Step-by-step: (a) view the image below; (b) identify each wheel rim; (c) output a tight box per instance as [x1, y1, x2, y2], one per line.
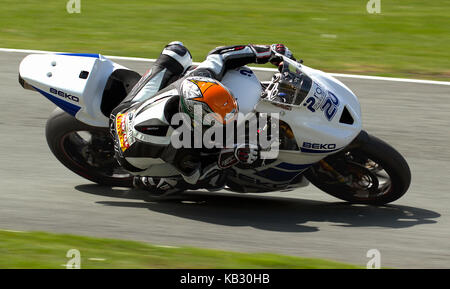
[60, 130, 132, 180]
[345, 159, 392, 200]
[314, 152, 393, 201]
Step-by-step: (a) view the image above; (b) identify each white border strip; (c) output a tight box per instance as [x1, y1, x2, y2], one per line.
[2, 47, 449, 86]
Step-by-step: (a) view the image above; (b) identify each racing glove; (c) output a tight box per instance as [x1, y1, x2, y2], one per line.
[234, 143, 259, 164]
[270, 43, 296, 67]
[217, 144, 260, 169]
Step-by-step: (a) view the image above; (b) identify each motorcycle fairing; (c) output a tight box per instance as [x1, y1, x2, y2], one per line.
[19, 53, 128, 127]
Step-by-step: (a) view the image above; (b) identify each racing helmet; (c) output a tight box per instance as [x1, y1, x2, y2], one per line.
[179, 77, 239, 125]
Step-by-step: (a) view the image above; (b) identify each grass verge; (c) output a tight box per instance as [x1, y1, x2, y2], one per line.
[0, 230, 361, 269]
[0, 0, 449, 80]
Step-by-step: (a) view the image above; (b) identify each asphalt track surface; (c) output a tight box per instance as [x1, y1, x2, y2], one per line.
[0, 51, 449, 268]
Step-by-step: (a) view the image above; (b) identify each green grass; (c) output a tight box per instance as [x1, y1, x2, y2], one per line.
[0, 230, 361, 269]
[0, 0, 449, 80]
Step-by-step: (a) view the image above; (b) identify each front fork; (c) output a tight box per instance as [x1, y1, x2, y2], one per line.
[316, 130, 369, 185]
[319, 160, 348, 184]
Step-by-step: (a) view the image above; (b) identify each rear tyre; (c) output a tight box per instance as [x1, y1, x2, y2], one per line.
[305, 133, 411, 205]
[46, 108, 133, 187]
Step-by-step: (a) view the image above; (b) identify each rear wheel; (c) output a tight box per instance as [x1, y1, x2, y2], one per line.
[46, 108, 133, 187]
[305, 132, 411, 205]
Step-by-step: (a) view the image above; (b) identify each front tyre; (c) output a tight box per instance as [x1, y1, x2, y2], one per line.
[45, 108, 133, 187]
[305, 132, 411, 205]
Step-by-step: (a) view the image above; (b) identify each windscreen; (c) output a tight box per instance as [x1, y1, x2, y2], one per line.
[265, 59, 312, 106]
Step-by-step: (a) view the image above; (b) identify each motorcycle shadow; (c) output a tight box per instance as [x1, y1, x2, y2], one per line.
[75, 184, 440, 233]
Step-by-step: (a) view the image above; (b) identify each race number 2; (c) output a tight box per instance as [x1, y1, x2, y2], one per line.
[320, 91, 339, 121]
[304, 84, 340, 121]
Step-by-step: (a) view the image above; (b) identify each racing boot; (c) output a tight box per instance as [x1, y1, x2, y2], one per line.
[120, 41, 193, 103]
[133, 176, 181, 196]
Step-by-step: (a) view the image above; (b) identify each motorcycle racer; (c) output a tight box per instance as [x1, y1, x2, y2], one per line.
[110, 41, 296, 193]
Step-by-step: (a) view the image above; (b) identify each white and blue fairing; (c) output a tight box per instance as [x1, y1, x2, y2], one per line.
[231, 56, 363, 187]
[19, 53, 127, 127]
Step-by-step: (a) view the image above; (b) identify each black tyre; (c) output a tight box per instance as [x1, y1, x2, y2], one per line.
[45, 108, 133, 187]
[305, 132, 411, 205]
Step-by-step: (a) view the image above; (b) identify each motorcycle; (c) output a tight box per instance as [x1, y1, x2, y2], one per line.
[18, 50, 411, 205]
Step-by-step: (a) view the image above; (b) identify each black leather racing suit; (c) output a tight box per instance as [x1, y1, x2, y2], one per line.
[110, 42, 275, 187]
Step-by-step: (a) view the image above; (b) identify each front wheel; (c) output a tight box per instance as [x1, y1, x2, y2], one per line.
[46, 108, 134, 187]
[304, 132, 411, 205]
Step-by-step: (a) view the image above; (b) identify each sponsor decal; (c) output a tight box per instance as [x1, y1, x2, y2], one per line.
[302, 142, 337, 150]
[301, 141, 341, 153]
[116, 113, 131, 152]
[49, 88, 80, 103]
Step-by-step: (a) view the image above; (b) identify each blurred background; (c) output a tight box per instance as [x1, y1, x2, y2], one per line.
[1, 0, 449, 80]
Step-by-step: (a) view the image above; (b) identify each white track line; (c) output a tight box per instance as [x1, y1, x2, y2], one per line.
[0, 229, 27, 233]
[2, 47, 449, 86]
